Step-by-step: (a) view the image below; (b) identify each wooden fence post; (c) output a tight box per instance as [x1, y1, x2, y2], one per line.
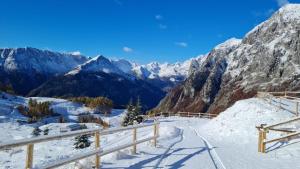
[25, 144, 34, 169]
[132, 128, 137, 154]
[258, 130, 262, 152]
[296, 102, 299, 116]
[95, 131, 100, 169]
[261, 130, 267, 153]
[153, 124, 157, 147]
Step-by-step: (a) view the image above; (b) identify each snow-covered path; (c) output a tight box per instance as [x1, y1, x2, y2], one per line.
[97, 117, 212, 169]
[155, 122, 223, 169]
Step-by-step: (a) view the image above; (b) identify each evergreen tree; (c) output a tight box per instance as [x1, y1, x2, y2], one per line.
[43, 128, 49, 135]
[32, 127, 42, 137]
[122, 98, 144, 126]
[74, 135, 91, 149]
[135, 96, 142, 115]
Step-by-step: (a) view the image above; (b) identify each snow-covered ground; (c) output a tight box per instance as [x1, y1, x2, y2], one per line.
[1, 97, 300, 169]
[0, 92, 126, 125]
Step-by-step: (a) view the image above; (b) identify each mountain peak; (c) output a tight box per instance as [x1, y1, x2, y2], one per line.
[214, 38, 241, 50]
[277, 4, 300, 20]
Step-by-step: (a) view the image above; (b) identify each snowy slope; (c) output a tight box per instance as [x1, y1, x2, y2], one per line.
[1, 98, 300, 169]
[200, 98, 295, 142]
[0, 92, 126, 124]
[198, 98, 300, 169]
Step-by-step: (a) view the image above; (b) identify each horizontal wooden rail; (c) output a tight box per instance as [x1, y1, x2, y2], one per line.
[275, 97, 300, 103]
[268, 128, 296, 133]
[153, 112, 218, 119]
[37, 136, 157, 169]
[263, 117, 300, 130]
[265, 131, 300, 144]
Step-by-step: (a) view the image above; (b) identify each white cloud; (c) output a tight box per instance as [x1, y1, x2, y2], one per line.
[276, 0, 289, 7]
[123, 46, 133, 53]
[70, 51, 81, 55]
[159, 24, 167, 29]
[155, 15, 163, 20]
[175, 42, 188, 48]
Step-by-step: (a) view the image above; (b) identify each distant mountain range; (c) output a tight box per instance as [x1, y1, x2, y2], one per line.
[155, 4, 300, 115]
[0, 47, 199, 109]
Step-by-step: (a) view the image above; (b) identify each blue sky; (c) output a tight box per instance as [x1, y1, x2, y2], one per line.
[0, 0, 298, 63]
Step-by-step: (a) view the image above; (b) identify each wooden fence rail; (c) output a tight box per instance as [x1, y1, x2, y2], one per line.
[257, 91, 300, 116]
[0, 122, 160, 169]
[152, 112, 218, 119]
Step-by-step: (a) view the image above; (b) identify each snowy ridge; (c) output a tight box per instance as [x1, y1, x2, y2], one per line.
[67, 54, 205, 83]
[0, 47, 87, 74]
[214, 38, 242, 50]
[246, 4, 300, 38]
[67, 55, 128, 77]
[132, 56, 203, 80]
[225, 3, 300, 87]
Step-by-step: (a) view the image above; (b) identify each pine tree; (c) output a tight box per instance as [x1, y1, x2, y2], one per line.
[74, 135, 91, 149]
[135, 96, 142, 115]
[43, 128, 49, 135]
[122, 98, 144, 126]
[134, 96, 144, 123]
[32, 127, 42, 137]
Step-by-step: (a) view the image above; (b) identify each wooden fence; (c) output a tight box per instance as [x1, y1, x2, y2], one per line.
[0, 122, 160, 169]
[152, 112, 218, 119]
[257, 91, 300, 116]
[256, 117, 300, 153]
[256, 91, 300, 153]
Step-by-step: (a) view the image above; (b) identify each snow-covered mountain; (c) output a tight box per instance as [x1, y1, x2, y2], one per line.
[66, 54, 203, 90]
[156, 4, 300, 115]
[0, 47, 88, 95]
[67, 55, 132, 79]
[132, 56, 202, 81]
[0, 46, 200, 109]
[0, 47, 87, 74]
[68, 55, 201, 81]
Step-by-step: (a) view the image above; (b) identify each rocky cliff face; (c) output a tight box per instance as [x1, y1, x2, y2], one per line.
[156, 4, 300, 115]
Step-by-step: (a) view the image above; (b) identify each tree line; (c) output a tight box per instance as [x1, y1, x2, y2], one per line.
[69, 96, 113, 115]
